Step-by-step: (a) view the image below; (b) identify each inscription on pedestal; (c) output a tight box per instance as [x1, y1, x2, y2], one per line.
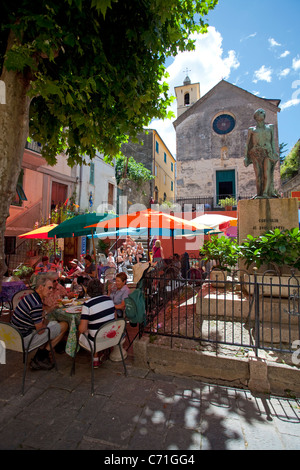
[238, 198, 299, 273]
[238, 198, 298, 244]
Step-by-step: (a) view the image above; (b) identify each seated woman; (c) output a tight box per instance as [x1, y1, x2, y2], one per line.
[135, 242, 144, 263]
[67, 259, 83, 279]
[78, 279, 115, 368]
[108, 272, 130, 318]
[83, 255, 97, 278]
[51, 257, 65, 274]
[35, 256, 52, 274]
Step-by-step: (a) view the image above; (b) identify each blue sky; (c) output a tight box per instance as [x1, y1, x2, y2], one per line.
[151, 0, 300, 159]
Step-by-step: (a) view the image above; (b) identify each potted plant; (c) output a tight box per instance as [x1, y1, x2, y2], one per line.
[239, 228, 300, 296]
[219, 197, 237, 211]
[199, 236, 240, 285]
[240, 228, 300, 272]
[12, 263, 33, 281]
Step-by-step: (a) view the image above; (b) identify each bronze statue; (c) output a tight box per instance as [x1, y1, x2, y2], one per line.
[244, 108, 279, 198]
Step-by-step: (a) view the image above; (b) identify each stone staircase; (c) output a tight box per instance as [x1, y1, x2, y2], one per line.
[116, 236, 149, 281]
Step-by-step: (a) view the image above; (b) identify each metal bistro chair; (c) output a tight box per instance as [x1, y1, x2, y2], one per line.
[0, 322, 58, 395]
[71, 319, 127, 395]
[11, 289, 34, 312]
[104, 267, 117, 282]
[1, 288, 34, 320]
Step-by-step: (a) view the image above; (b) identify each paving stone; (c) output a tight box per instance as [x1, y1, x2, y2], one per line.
[1, 349, 300, 450]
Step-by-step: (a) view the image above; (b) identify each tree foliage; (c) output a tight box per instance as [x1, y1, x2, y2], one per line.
[280, 140, 300, 181]
[0, 0, 218, 281]
[115, 154, 154, 187]
[1, 0, 218, 166]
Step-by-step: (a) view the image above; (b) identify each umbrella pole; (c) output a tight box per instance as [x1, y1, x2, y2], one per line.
[91, 230, 98, 278]
[147, 227, 150, 262]
[172, 229, 174, 256]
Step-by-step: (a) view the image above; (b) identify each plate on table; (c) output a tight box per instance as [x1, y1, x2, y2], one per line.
[61, 299, 73, 306]
[65, 306, 82, 314]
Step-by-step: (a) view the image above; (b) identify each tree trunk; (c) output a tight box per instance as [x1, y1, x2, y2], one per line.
[0, 32, 32, 287]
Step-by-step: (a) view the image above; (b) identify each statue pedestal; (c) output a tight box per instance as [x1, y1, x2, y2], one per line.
[238, 198, 299, 273]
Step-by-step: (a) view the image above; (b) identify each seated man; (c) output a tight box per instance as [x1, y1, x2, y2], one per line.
[11, 274, 68, 370]
[43, 272, 75, 314]
[78, 279, 115, 368]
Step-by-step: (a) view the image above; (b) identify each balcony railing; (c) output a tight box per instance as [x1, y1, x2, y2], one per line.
[25, 140, 42, 154]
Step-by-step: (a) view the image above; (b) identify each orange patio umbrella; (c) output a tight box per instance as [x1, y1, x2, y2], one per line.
[85, 209, 212, 257]
[85, 209, 210, 232]
[19, 224, 58, 239]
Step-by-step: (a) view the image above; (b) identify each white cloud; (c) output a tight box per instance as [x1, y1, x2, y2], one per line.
[279, 50, 290, 58]
[240, 32, 257, 42]
[253, 65, 272, 83]
[150, 27, 240, 156]
[278, 68, 290, 78]
[281, 98, 300, 110]
[268, 37, 281, 47]
[292, 56, 300, 71]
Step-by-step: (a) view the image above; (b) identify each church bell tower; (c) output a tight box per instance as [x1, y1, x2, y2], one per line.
[174, 73, 200, 118]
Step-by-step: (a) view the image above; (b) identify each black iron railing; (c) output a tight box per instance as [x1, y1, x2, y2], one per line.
[142, 265, 300, 362]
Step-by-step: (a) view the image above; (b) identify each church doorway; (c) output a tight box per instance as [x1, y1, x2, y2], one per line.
[216, 169, 236, 203]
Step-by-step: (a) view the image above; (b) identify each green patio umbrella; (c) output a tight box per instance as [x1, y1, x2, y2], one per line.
[48, 213, 115, 276]
[48, 213, 115, 239]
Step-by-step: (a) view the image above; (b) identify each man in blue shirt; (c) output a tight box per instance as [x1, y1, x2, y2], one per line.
[11, 274, 68, 370]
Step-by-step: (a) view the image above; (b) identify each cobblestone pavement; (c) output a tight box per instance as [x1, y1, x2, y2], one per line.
[0, 348, 300, 451]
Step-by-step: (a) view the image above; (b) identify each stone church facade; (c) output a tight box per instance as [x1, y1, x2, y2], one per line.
[173, 78, 281, 208]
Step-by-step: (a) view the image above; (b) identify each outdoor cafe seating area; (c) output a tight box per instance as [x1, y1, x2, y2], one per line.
[0, 209, 237, 394]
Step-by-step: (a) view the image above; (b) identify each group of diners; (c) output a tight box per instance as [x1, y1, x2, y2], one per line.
[116, 236, 145, 267]
[34, 254, 97, 280]
[10, 270, 130, 370]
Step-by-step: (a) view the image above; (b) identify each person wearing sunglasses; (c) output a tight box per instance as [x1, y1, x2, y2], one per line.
[11, 274, 68, 370]
[43, 272, 75, 315]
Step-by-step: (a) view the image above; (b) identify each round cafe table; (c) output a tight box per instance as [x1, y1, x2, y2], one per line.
[47, 302, 83, 357]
